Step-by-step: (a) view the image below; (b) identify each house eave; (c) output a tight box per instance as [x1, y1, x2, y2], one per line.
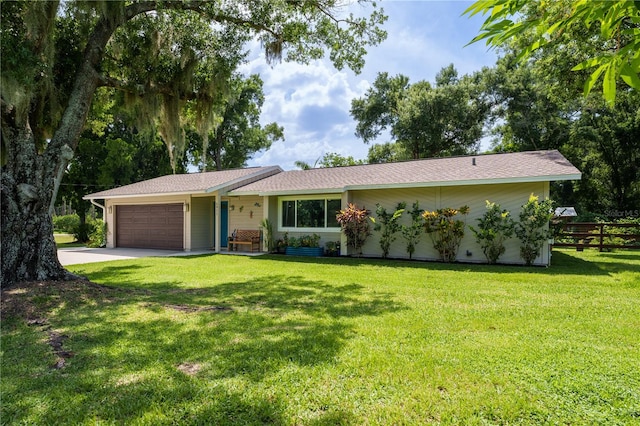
[83, 190, 209, 201]
[344, 174, 582, 192]
[228, 173, 582, 197]
[230, 188, 344, 197]
[83, 166, 283, 200]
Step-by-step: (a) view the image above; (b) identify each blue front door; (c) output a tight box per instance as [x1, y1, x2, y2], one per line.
[213, 200, 229, 248]
[220, 201, 228, 247]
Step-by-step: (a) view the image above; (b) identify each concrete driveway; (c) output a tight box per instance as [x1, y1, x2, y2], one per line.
[57, 247, 214, 266]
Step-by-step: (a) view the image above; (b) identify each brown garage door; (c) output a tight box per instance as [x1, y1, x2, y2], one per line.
[116, 204, 184, 250]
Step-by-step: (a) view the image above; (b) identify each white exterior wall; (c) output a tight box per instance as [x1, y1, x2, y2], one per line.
[351, 187, 438, 260]
[350, 182, 551, 265]
[104, 194, 191, 250]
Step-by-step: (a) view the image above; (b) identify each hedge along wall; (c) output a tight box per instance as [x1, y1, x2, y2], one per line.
[350, 182, 550, 265]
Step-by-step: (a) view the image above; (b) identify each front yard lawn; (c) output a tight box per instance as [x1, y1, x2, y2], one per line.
[2, 249, 639, 424]
[54, 233, 84, 248]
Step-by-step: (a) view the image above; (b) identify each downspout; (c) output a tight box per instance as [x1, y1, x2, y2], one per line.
[89, 199, 107, 248]
[89, 199, 106, 219]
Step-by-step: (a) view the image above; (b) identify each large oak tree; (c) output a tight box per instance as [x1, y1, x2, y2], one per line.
[1, 0, 386, 288]
[350, 65, 489, 160]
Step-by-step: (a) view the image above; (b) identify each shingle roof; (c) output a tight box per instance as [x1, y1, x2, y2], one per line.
[230, 150, 581, 196]
[84, 166, 282, 199]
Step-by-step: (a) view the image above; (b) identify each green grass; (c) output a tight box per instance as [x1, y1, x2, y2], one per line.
[54, 233, 84, 248]
[2, 249, 639, 425]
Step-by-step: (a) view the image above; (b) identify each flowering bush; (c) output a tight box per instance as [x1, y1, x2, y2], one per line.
[422, 206, 469, 262]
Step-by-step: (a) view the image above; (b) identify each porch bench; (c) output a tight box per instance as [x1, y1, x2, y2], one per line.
[228, 229, 261, 253]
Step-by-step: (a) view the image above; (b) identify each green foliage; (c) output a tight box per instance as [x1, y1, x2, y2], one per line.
[565, 89, 640, 213]
[366, 142, 410, 164]
[336, 203, 371, 256]
[186, 74, 284, 171]
[400, 201, 424, 260]
[422, 206, 470, 262]
[324, 240, 340, 256]
[480, 53, 639, 215]
[59, 121, 175, 221]
[481, 56, 570, 153]
[87, 219, 106, 248]
[350, 67, 488, 159]
[515, 195, 555, 266]
[318, 152, 365, 168]
[371, 202, 406, 259]
[470, 201, 515, 264]
[286, 234, 321, 248]
[465, 0, 640, 106]
[52, 215, 80, 234]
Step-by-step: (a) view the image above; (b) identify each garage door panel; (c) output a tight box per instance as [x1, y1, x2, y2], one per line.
[116, 204, 184, 250]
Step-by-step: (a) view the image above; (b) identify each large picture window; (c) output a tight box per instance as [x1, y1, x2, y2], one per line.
[280, 197, 341, 230]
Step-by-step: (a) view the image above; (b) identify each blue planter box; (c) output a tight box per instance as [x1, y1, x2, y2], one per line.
[285, 247, 324, 257]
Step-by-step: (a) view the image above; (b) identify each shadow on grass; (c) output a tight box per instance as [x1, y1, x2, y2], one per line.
[254, 251, 613, 276]
[595, 252, 640, 262]
[2, 273, 403, 425]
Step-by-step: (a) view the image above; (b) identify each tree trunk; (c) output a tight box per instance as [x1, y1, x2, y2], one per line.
[1, 3, 148, 288]
[1, 123, 77, 288]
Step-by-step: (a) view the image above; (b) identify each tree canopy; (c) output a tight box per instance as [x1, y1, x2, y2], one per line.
[186, 73, 284, 171]
[350, 65, 489, 159]
[465, 0, 640, 106]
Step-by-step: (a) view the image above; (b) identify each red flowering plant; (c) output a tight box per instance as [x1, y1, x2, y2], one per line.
[336, 203, 371, 256]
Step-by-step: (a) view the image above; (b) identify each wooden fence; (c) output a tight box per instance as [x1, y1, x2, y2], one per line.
[553, 222, 640, 251]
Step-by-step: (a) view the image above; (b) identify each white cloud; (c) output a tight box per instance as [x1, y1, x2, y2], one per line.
[243, 1, 498, 170]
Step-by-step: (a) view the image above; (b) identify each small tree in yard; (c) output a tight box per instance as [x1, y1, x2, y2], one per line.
[401, 201, 424, 259]
[422, 206, 470, 262]
[336, 203, 371, 256]
[470, 201, 515, 264]
[371, 202, 406, 259]
[515, 195, 554, 266]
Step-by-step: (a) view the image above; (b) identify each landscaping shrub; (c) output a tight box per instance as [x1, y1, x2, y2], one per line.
[87, 219, 106, 248]
[422, 206, 469, 262]
[515, 195, 554, 266]
[324, 241, 340, 256]
[336, 203, 371, 256]
[52, 214, 80, 233]
[470, 201, 515, 264]
[371, 202, 405, 258]
[287, 234, 321, 248]
[400, 201, 424, 260]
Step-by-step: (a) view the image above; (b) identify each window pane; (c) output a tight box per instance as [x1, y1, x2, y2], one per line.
[327, 199, 341, 228]
[297, 199, 325, 228]
[282, 201, 295, 227]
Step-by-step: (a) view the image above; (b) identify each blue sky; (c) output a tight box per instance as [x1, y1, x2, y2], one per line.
[240, 1, 499, 170]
